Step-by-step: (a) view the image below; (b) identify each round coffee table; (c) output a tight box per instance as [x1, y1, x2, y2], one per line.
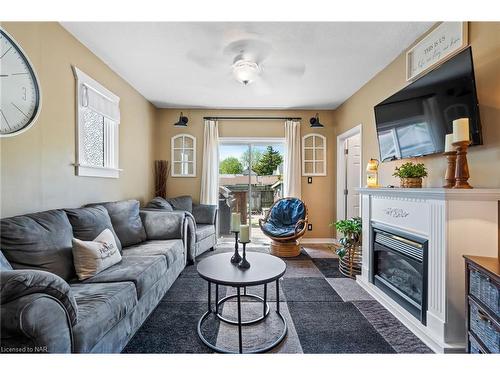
[196, 251, 287, 354]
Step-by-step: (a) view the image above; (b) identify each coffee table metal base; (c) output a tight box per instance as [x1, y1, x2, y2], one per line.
[197, 280, 287, 354]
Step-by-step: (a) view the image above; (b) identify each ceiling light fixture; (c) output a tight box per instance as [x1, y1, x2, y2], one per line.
[232, 59, 261, 86]
[309, 113, 324, 128]
[174, 112, 189, 127]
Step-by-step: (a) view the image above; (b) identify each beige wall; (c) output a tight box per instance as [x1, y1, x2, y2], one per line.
[2, 21, 498, 240]
[0, 22, 156, 218]
[333, 22, 500, 188]
[155, 109, 336, 238]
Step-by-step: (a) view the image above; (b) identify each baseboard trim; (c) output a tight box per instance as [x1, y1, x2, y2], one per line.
[300, 238, 337, 244]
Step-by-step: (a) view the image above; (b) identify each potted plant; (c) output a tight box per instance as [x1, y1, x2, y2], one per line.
[330, 217, 362, 279]
[392, 162, 428, 188]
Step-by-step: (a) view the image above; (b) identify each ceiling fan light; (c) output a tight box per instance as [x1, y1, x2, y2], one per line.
[232, 60, 261, 85]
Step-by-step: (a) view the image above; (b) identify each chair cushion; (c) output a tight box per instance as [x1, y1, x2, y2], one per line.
[268, 198, 305, 227]
[71, 281, 137, 352]
[167, 195, 193, 213]
[80, 255, 167, 299]
[122, 240, 184, 268]
[196, 224, 215, 241]
[261, 222, 297, 238]
[0, 210, 75, 281]
[145, 197, 173, 211]
[87, 200, 147, 247]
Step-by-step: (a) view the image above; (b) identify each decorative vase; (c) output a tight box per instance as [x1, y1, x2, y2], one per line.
[338, 245, 362, 279]
[400, 177, 422, 188]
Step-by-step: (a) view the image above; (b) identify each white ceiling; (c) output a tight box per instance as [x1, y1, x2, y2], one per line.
[61, 22, 434, 109]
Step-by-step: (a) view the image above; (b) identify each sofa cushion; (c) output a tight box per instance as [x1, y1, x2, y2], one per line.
[145, 197, 173, 211]
[167, 195, 193, 213]
[122, 239, 184, 268]
[196, 224, 216, 242]
[88, 200, 147, 247]
[71, 281, 137, 353]
[65, 206, 122, 252]
[81, 255, 167, 299]
[0, 250, 12, 270]
[139, 210, 185, 241]
[192, 204, 217, 224]
[1, 269, 79, 326]
[72, 229, 122, 281]
[0, 210, 75, 281]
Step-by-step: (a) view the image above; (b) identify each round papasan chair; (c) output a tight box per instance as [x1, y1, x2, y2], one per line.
[259, 197, 308, 257]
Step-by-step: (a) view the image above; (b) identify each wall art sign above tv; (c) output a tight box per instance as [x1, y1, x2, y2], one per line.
[406, 22, 468, 81]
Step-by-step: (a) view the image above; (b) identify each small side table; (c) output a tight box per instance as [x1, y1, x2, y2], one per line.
[196, 252, 287, 353]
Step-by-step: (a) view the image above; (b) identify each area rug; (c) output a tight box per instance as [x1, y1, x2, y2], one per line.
[123, 246, 432, 354]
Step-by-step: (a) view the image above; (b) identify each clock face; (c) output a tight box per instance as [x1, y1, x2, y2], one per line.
[0, 29, 41, 137]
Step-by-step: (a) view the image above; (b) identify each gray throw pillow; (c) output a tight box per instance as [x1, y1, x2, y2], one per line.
[167, 195, 193, 213]
[0, 210, 75, 281]
[146, 197, 173, 211]
[87, 200, 147, 247]
[0, 269, 78, 325]
[65, 206, 122, 253]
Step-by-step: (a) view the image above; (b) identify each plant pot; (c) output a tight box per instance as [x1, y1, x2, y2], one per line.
[400, 177, 423, 188]
[338, 245, 362, 279]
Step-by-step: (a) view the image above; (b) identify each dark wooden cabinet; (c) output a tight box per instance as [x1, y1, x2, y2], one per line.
[464, 255, 499, 353]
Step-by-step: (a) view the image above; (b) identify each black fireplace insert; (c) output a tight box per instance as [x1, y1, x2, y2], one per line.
[371, 223, 428, 325]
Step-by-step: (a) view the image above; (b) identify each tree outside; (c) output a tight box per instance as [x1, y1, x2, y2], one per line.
[254, 146, 283, 175]
[240, 149, 263, 171]
[219, 156, 243, 174]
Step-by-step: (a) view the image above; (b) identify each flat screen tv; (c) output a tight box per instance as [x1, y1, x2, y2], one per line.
[374, 47, 482, 162]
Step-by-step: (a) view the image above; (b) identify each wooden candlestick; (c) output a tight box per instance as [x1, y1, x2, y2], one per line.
[452, 140, 473, 189]
[442, 151, 457, 188]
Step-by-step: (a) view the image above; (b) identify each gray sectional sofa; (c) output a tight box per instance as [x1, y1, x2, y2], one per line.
[0, 199, 203, 353]
[144, 196, 218, 263]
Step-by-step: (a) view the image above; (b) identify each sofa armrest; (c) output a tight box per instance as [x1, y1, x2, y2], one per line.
[1, 269, 78, 325]
[1, 293, 73, 353]
[192, 204, 218, 225]
[139, 210, 186, 240]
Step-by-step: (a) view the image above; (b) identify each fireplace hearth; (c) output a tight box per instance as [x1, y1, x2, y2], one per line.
[371, 223, 428, 324]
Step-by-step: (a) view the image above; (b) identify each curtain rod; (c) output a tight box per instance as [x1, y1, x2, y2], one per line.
[203, 116, 302, 121]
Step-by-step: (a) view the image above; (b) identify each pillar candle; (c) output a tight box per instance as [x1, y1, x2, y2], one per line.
[230, 213, 241, 232]
[452, 118, 470, 142]
[444, 134, 454, 152]
[240, 225, 250, 242]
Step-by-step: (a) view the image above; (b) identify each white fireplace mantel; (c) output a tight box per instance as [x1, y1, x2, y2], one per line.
[357, 187, 500, 353]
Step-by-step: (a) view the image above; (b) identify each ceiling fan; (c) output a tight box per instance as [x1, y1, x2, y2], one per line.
[187, 37, 306, 91]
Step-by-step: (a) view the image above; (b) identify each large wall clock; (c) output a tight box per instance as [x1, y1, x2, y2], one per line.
[0, 28, 41, 137]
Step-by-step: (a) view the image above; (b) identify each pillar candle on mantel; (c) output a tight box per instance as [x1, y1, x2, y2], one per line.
[240, 225, 250, 242]
[444, 134, 454, 152]
[453, 118, 470, 142]
[230, 213, 241, 232]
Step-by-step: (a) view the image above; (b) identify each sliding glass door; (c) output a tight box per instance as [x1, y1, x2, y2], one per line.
[218, 139, 285, 244]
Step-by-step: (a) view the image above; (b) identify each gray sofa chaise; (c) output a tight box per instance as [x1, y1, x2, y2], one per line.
[0, 199, 189, 353]
[144, 196, 217, 263]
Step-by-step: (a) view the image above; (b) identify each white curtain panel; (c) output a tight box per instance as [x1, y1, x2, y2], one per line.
[284, 120, 302, 198]
[200, 120, 220, 205]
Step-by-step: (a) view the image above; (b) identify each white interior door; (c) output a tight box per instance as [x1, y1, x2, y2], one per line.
[345, 133, 361, 218]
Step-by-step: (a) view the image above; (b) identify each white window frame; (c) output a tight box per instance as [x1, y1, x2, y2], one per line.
[171, 133, 196, 177]
[72, 66, 121, 178]
[302, 133, 327, 176]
